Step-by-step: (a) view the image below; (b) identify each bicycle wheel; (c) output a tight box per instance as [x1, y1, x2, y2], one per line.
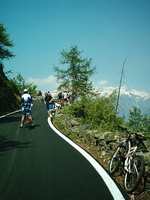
[123, 155, 145, 193]
[108, 143, 126, 175]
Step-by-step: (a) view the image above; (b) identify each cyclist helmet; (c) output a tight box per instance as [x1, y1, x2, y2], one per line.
[23, 89, 28, 93]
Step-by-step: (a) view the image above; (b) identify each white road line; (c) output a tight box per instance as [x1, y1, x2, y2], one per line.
[0, 110, 21, 119]
[0, 105, 33, 119]
[48, 117, 126, 200]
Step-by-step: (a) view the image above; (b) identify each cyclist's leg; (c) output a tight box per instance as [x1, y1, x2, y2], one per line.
[46, 104, 50, 116]
[26, 107, 33, 126]
[28, 115, 33, 127]
[48, 104, 53, 117]
[20, 107, 25, 127]
[20, 115, 25, 127]
[46, 103, 53, 117]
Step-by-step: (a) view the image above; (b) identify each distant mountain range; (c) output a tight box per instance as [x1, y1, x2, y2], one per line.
[100, 86, 150, 120]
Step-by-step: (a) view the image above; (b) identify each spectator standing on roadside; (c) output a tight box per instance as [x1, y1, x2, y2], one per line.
[67, 91, 71, 105]
[62, 91, 68, 106]
[58, 92, 62, 100]
[44, 91, 53, 117]
[58, 91, 63, 106]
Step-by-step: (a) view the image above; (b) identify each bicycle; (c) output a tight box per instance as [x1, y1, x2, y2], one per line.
[108, 126, 148, 193]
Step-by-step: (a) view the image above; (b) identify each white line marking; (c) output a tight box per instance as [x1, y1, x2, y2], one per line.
[0, 110, 21, 119]
[48, 117, 126, 200]
[0, 105, 33, 119]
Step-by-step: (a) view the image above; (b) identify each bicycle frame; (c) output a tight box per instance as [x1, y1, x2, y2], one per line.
[124, 145, 137, 172]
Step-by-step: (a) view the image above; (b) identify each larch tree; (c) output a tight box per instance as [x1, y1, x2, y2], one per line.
[53, 45, 97, 99]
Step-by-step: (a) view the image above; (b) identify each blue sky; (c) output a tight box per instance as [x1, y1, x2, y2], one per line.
[1, 0, 150, 94]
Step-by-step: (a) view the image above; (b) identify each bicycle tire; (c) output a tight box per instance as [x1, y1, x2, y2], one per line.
[123, 155, 145, 193]
[108, 143, 126, 175]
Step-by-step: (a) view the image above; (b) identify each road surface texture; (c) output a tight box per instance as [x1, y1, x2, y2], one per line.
[0, 102, 129, 200]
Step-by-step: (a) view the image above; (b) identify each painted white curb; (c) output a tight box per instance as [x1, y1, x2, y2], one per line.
[47, 117, 126, 200]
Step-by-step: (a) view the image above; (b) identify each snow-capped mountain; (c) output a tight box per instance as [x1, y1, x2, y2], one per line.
[100, 85, 150, 119]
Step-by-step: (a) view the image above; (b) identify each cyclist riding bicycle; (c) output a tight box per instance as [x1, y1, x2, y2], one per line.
[20, 89, 33, 128]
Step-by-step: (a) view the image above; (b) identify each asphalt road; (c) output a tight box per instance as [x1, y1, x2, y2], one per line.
[0, 102, 129, 200]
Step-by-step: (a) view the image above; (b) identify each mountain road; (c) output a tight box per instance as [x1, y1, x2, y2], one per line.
[0, 102, 129, 200]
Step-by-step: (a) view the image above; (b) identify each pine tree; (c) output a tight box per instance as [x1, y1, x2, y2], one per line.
[53, 45, 96, 99]
[127, 106, 143, 131]
[0, 23, 15, 62]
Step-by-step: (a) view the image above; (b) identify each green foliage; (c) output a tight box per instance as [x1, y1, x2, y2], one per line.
[63, 105, 75, 116]
[84, 92, 124, 131]
[53, 117, 65, 131]
[53, 115, 79, 140]
[127, 106, 150, 136]
[0, 24, 20, 115]
[10, 73, 37, 95]
[0, 23, 15, 61]
[64, 94, 150, 135]
[0, 24, 37, 115]
[61, 92, 124, 132]
[127, 106, 142, 130]
[53, 45, 97, 99]
[142, 115, 150, 136]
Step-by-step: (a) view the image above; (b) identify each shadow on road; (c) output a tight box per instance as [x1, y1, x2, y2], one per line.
[0, 116, 21, 123]
[0, 135, 33, 155]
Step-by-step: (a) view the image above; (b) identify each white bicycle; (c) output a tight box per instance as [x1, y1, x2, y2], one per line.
[109, 126, 147, 193]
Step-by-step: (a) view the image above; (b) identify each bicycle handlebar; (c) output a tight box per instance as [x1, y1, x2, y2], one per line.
[117, 126, 147, 141]
[117, 126, 129, 133]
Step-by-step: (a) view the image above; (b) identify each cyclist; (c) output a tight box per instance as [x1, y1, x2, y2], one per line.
[44, 91, 53, 117]
[20, 89, 33, 128]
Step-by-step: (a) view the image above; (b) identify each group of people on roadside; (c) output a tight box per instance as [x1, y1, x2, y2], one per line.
[20, 89, 73, 128]
[57, 91, 71, 106]
[44, 90, 71, 117]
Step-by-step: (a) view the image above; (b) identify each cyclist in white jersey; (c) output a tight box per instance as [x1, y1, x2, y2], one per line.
[20, 89, 33, 128]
